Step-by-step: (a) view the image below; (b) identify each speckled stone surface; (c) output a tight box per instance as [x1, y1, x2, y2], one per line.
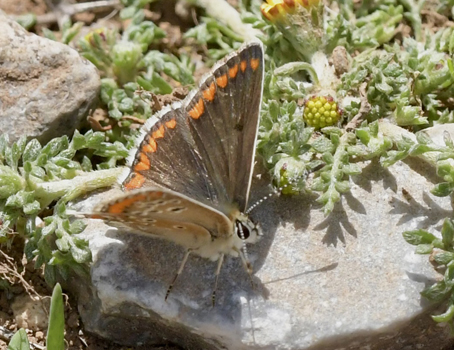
[0, 11, 100, 143]
[72, 152, 453, 350]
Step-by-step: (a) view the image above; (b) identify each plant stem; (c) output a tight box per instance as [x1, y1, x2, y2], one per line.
[193, 0, 261, 41]
[34, 168, 124, 207]
[274, 62, 319, 85]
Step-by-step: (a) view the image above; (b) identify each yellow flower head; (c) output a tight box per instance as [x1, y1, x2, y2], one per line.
[303, 96, 342, 129]
[261, 0, 320, 22]
[260, 0, 323, 60]
[84, 28, 108, 44]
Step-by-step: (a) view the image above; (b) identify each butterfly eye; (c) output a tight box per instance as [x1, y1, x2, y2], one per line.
[238, 223, 251, 240]
[235, 216, 261, 245]
[236, 220, 254, 240]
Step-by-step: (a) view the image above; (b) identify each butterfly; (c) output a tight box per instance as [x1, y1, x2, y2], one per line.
[87, 41, 264, 303]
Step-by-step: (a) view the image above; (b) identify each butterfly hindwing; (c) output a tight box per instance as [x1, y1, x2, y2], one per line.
[92, 187, 233, 248]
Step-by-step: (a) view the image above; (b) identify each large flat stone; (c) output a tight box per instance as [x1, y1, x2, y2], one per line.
[72, 153, 453, 349]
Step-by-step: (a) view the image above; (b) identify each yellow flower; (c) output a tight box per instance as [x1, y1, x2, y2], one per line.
[303, 96, 342, 129]
[261, 0, 320, 22]
[84, 28, 108, 44]
[260, 0, 323, 60]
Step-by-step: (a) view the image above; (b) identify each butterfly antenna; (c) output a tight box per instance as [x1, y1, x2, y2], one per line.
[245, 180, 292, 215]
[165, 250, 191, 301]
[246, 169, 320, 215]
[211, 253, 225, 307]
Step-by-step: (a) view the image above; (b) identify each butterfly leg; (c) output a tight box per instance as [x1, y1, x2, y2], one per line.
[211, 253, 225, 307]
[165, 249, 191, 301]
[236, 247, 254, 289]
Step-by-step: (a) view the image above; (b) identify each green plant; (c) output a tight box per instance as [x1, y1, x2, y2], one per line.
[184, 16, 244, 62]
[7, 329, 29, 350]
[119, 0, 160, 19]
[232, 0, 454, 213]
[42, 19, 84, 45]
[7, 283, 65, 350]
[47, 283, 65, 350]
[0, 132, 125, 285]
[77, 11, 194, 141]
[403, 220, 454, 330]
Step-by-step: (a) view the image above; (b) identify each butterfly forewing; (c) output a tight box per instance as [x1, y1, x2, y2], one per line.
[122, 108, 216, 203]
[122, 42, 264, 216]
[186, 42, 264, 212]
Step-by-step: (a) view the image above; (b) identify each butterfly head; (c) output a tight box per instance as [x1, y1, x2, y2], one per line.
[228, 211, 261, 274]
[234, 212, 261, 246]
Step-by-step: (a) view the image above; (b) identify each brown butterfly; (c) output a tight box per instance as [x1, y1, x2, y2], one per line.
[87, 41, 264, 304]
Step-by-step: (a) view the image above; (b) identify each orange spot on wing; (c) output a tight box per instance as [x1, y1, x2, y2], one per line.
[165, 118, 177, 129]
[216, 74, 228, 88]
[250, 58, 260, 71]
[134, 163, 148, 171]
[142, 138, 157, 153]
[140, 153, 150, 165]
[134, 153, 150, 171]
[202, 82, 216, 101]
[108, 194, 148, 214]
[188, 98, 205, 119]
[152, 125, 165, 139]
[240, 60, 247, 72]
[229, 64, 239, 78]
[123, 173, 146, 190]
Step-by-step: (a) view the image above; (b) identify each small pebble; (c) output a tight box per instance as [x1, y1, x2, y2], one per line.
[332, 46, 350, 76]
[35, 331, 44, 340]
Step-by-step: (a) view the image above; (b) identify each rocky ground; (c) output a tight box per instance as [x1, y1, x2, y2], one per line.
[2, 0, 454, 349]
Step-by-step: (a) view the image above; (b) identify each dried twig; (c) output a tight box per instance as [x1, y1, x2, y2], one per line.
[0, 250, 41, 300]
[120, 115, 146, 125]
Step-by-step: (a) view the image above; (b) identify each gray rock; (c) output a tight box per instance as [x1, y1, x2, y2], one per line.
[423, 123, 454, 146]
[0, 11, 100, 143]
[71, 154, 454, 350]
